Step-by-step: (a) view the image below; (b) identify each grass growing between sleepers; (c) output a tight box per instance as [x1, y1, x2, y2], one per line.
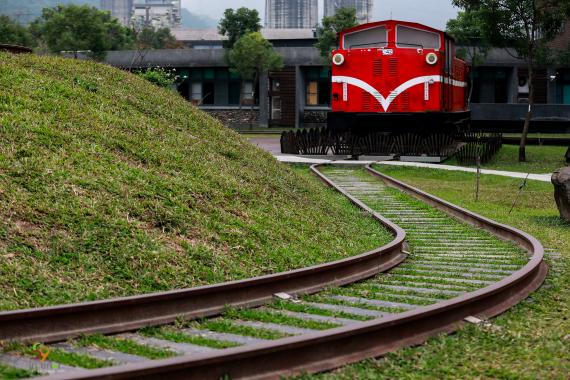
[0, 364, 35, 380]
[310, 165, 569, 379]
[188, 319, 289, 340]
[77, 334, 175, 360]
[139, 327, 241, 349]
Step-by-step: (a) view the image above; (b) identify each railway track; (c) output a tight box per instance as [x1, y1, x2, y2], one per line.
[0, 164, 546, 380]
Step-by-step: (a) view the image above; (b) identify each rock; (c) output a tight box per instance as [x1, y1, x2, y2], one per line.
[552, 167, 570, 222]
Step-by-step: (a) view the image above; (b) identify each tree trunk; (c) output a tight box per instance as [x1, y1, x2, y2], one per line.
[520, 60, 534, 163]
[252, 70, 260, 112]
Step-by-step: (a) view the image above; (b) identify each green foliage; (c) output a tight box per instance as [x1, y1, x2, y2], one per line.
[315, 7, 358, 64]
[137, 67, 176, 88]
[218, 7, 261, 49]
[446, 10, 490, 66]
[452, 0, 570, 162]
[228, 32, 283, 80]
[452, 0, 570, 63]
[0, 53, 392, 310]
[30, 4, 132, 60]
[0, 0, 99, 25]
[133, 27, 179, 50]
[0, 15, 35, 47]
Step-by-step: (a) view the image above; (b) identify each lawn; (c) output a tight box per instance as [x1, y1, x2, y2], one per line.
[445, 144, 567, 174]
[318, 166, 569, 379]
[0, 53, 392, 311]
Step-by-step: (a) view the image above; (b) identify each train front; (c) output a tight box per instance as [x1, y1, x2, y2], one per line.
[328, 20, 469, 135]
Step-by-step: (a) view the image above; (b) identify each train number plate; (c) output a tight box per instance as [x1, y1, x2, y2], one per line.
[382, 49, 394, 55]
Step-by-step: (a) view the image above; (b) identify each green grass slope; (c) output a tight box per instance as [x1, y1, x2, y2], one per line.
[0, 53, 391, 310]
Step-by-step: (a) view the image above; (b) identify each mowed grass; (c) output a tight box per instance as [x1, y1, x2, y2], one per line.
[315, 166, 569, 379]
[0, 53, 393, 311]
[446, 144, 567, 174]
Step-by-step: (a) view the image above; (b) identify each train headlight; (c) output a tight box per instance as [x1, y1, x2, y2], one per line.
[332, 53, 345, 66]
[426, 52, 438, 65]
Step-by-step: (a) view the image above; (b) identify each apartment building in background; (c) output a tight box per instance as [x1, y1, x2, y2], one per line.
[324, 0, 374, 24]
[265, 0, 318, 29]
[101, 0, 134, 26]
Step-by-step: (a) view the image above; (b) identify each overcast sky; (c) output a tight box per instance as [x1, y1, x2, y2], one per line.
[181, 0, 459, 30]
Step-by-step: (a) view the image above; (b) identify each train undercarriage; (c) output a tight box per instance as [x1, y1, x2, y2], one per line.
[281, 111, 502, 164]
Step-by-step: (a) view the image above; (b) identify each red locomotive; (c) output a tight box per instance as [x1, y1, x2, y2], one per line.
[328, 20, 470, 135]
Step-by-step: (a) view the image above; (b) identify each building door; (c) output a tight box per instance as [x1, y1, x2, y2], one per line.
[268, 67, 296, 127]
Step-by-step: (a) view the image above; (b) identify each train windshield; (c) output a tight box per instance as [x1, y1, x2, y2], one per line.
[344, 26, 388, 49]
[396, 25, 441, 49]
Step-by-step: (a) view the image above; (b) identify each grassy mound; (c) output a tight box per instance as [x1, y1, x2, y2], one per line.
[0, 53, 391, 310]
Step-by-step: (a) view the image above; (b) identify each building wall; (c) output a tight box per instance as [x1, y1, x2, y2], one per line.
[265, 0, 318, 29]
[101, 0, 134, 26]
[324, 0, 373, 24]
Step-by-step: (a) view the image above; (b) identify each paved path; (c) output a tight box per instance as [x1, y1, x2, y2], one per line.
[273, 155, 552, 182]
[248, 136, 554, 183]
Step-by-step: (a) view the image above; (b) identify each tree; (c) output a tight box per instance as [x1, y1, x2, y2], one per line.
[446, 10, 491, 104]
[133, 27, 180, 49]
[218, 7, 261, 49]
[0, 15, 34, 47]
[228, 32, 283, 107]
[453, 0, 570, 162]
[315, 7, 358, 64]
[30, 4, 132, 60]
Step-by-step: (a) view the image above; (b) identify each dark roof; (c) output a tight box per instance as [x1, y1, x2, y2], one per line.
[0, 44, 32, 54]
[105, 46, 323, 68]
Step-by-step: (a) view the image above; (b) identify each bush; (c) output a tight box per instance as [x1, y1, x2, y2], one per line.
[137, 67, 176, 88]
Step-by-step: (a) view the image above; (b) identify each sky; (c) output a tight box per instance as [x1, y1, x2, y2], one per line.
[181, 0, 460, 30]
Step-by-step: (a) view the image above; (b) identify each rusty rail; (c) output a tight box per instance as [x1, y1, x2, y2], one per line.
[27, 163, 547, 380]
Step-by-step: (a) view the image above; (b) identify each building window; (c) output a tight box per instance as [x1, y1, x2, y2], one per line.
[228, 81, 241, 105]
[191, 82, 202, 105]
[242, 81, 255, 105]
[271, 96, 282, 120]
[557, 70, 570, 104]
[307, 81, 318, 105]
[202, 82, 215, 105]
[305, 68, 331, 106]
[471, 68, 509, 104]
[187, 68, 258, 107]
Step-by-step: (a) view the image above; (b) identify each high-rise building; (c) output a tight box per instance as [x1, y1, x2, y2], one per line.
[132, 0, 182, 29]
[101, 0, 134, 26]
[324, 0, 374, 24]
[265, 0, 318, 29]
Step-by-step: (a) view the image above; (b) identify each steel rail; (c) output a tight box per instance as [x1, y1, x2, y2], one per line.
[32, 163, 547, 380]
[0, 171, 406, 344]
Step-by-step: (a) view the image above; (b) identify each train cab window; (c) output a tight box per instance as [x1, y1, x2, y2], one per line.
[344, 26, 387, 49]
[396, 25, 440, 49]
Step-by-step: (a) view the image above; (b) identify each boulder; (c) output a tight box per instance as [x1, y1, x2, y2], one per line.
[552, 167, 570, 222]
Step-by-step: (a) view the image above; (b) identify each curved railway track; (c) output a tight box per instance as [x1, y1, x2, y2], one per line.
[0, 164, 547, 380]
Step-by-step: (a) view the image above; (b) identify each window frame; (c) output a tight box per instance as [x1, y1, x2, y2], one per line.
[395, 24, 442, 50]
[343, 25, 388, 50]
